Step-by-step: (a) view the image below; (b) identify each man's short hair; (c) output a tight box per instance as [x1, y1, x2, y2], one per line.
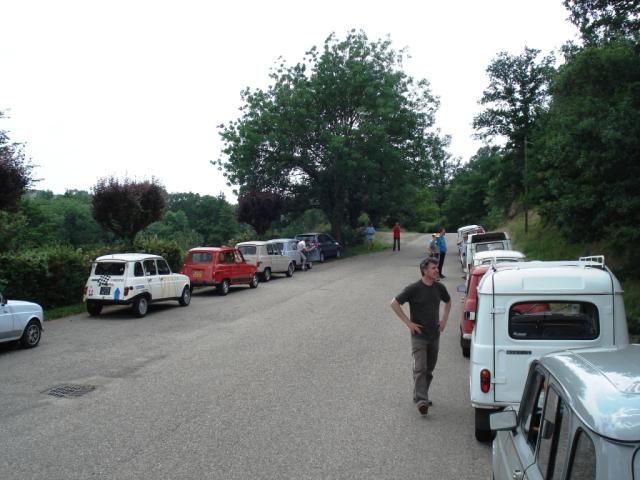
[420, 257, 439, 275]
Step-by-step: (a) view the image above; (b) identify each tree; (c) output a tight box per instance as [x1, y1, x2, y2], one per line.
[91, 177, 167, 244]
[533, 39, 640, 262]
[217, 30, 441, 241]
[473, 47, 555, 228]
[236, 191, 285, 236]
[0, 111, 34, 211]
[563, 0, 640, 44]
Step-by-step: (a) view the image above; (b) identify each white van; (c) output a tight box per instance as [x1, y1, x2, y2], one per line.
[465, 232, 512, 274]
[236, 241, 295, 281]
[472, 249, 525, 268]
[470, 256, 629, 441]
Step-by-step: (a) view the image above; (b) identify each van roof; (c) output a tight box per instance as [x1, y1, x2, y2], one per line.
[540, 345, 640, 442]
[468, 231, 509, 243]
[95, 253, 162, 262]
[457, 224, 482, 233]
[477, 261, 622, 295]
[236, 241, 267, 246]
[187, 247, 228, 252]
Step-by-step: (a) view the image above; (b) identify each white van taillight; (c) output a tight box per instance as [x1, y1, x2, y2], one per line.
[480, 369, 491, 393]
[124, 287, 130, 296]
[83, 286, 88, 295]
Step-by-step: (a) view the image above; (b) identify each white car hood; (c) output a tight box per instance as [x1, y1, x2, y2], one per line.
[7, 299, 42, 313]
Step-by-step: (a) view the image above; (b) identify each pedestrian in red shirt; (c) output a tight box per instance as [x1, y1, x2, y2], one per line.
[393, 222, 401, 251]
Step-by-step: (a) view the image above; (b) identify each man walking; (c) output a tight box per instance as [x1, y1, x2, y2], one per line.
[392, 222, 401, 251]
[437, 226, 447, 278]
[390, 257, 451, 415]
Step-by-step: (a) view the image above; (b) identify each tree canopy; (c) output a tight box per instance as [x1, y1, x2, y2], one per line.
[0, 111, 34, 212]
[217, 30, 444, 240]
[91, 177, 167, 244]
[564, 0, 640, 44]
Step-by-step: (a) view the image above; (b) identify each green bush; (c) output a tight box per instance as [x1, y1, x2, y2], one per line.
[0, 245, 87, 309]
[134, 238, 185, 273]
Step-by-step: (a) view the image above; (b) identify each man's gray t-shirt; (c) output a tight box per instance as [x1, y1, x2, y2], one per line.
[395, 280, 451, 340]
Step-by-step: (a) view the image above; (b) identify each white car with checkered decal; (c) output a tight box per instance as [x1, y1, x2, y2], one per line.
[83, 253, 191, 317]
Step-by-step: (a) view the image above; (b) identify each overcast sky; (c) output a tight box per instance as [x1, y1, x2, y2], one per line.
[0, 0, 578, 201]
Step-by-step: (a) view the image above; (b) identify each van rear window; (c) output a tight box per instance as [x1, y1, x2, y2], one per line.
[238, 245, 257, 256]
[476, 242, 506, 252]
[95, 262, 126, 276]
[190, 252, 213, 263]
[509, 302, 599, 340]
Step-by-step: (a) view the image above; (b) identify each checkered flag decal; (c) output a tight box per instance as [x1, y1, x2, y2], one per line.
[97, 275, 111, 286]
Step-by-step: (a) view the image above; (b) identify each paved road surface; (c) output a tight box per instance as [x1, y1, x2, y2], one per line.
[0, 234, 491, 479]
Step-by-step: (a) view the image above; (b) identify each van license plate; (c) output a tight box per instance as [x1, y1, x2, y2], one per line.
[193, 271, 203, 279]
[100, 287, 111, 295]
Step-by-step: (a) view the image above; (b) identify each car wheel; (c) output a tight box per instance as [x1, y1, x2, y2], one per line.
[460, 332, 470, 358]
[474, 408, 495, 442]
[319, 251, 325, 263]
[286, 262, 294, 277]
[179, 286, 191, 306]
[249, 273, 259, 288]
[262, 268, 271, 282]
[20, 320, 41, 348]
[87, 301, 103, 317]
[133, 296, 149, 318]
[218, 279, 230, 296]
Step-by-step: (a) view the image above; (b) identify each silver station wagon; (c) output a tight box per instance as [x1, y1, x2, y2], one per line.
[490, 345, 640, 479]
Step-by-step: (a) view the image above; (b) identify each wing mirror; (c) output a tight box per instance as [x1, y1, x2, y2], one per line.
[490, 409, 517, 431]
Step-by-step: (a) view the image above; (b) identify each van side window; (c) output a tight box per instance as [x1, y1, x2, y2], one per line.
[266, 244, 274, 255]
[143, 259, 157, 276]
[537, 387, 570, 478]
[567, 430, 596, 479]
[519, 369, 546, 451]
[509, 301, 599, 340]
[133, 262, 144, 277]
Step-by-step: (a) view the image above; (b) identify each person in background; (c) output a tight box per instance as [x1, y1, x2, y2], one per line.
[392, 222, 401, 251]
[365, 224, 376, 250]
[297, 239, 308, 271]
[437, 226, 447, 278]
[389, 257, 451, 415]
[428, 234, 439, 259]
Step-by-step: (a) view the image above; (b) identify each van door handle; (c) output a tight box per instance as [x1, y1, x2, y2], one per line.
[512, 469, 524, 480]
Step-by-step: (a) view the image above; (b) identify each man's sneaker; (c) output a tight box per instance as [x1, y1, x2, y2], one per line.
[418, 402, 429, 415]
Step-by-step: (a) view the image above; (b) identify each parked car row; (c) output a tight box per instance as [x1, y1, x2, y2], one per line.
[455, 223, 637, 478]
[81, 233, 342, 318]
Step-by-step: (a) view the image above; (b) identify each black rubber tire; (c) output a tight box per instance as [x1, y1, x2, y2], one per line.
[19, 320, 41, 348]
[462, 346, 471, 358]
[87, 301, 103, 317]
[249, 273, 259, 288]
[262, 268, 271, 282]
[285, 263, 294, 277]
[319, 251, 325, 263]
[179, 286, 191, 306]
[218, 279, 230, 296]
[133, 296, 149, 318]
[475, 408, 495, 442]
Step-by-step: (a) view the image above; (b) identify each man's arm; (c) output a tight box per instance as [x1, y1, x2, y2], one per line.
[389, 298, 423, 335]
[439, 300, 452, 332]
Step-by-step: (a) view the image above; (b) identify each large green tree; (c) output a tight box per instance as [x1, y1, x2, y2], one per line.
[473, 47, 556, 218]
[564, 0, 640, 44]
[533, 39, 640, 260]
[217, 30, 441, 241]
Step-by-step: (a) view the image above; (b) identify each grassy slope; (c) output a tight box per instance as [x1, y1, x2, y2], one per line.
[501, 213, 639, 342]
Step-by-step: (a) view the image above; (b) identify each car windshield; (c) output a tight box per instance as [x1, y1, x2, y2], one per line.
[189, 252, 213, 263]
[95, 262, 126, 276]
[238, 245, 257, 256]
[509, 302, 599, 340]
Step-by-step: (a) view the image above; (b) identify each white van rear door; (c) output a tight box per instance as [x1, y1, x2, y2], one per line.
[493, 295, 609, 404]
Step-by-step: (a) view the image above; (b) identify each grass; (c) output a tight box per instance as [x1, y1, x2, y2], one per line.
[45, 303, 85, 321]
[341, 238, 392, 258]
[502, 213, 639, 343]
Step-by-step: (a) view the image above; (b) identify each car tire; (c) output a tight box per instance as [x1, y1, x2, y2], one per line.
[133, 296, 149, 318]
[474, 408, 495, 442]
[460, 332, 470, 358]
[249, 273, 259, 288]
[286, 263, 294, 277]
[319, 251, 325, 263]
[218, 279, 230, 296]
[19, 320, 41, 348]
[262, 268, 271, 282]
[179, 286, 191, 306]
[87, 301, 103, 317]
